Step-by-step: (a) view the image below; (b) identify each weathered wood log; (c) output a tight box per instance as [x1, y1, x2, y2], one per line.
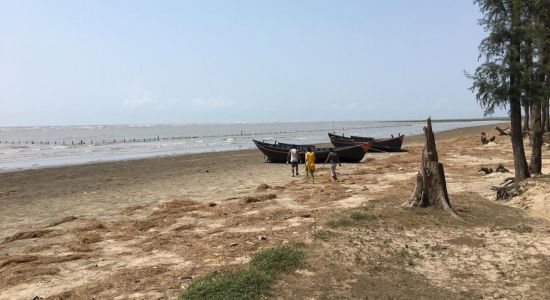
[492, 185, 517, 200]
[479, 167, 493, 175]
[501, 177, 515, 186]
[495, 126, 511, 136]
[496, 164, 510, 173]
[405, 118, 458, 218]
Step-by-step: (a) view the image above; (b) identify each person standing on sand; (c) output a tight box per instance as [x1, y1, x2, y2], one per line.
[305, 147, 316, 182]
[286, 145, 301, 177]
[323, 148, 341, 181]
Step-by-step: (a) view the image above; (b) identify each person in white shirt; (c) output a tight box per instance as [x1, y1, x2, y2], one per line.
[286, 146, 301, 177]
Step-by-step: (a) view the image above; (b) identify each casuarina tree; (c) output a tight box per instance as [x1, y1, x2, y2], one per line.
[468, 0, 531, 182]
[523, 0, 550, 174]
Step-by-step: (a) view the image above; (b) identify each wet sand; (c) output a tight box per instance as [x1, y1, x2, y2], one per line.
[0, 123, 505, 239]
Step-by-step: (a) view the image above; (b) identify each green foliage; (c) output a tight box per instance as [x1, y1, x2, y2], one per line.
[180, 245, 305, 300]
[468, 0, 550, 115]
[180, 269, 271, 300]
[250, 245, 305, 276]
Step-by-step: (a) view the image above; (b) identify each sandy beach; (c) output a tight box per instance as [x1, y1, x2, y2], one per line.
[2, 122, 550, 299]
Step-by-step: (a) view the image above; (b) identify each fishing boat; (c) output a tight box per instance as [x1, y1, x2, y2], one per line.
[252, 140, 373, 163]
[328, 133, 404, 152]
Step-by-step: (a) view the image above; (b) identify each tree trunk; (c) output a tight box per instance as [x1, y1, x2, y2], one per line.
[510, 94, 531, 181]
[542, 99, 549, 132]
[523, 104, 530, 131]
[509, 0, 530, 182]
[530, 101, 543, 174]
[406, 118, 457, 217]
[524, 34, 543, 174]
[545, 49, 550, 132]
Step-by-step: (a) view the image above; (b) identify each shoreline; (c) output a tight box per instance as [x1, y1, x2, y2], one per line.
[0, 122, 507, 239]
[0, 121, 508, 175]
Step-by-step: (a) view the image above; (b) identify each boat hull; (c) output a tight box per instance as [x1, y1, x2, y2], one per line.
[328, 133, 404, 152]
[252, 140, 371, 163]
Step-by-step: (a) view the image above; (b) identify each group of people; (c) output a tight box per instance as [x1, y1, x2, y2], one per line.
[286, 146, 341, 182]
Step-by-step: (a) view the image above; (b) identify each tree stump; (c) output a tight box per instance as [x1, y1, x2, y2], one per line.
[405, 118, 458, 217]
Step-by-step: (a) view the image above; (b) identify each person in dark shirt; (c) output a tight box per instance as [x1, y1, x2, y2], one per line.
[323, 149, 341, 181]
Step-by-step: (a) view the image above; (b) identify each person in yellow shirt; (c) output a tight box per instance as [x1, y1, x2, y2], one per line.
[305, 147, 316, 183]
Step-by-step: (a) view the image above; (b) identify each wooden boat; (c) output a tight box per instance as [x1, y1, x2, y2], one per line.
[328, 133, 404, 152]
[275, 142, 316, 151]
[252, 140, 373, 163]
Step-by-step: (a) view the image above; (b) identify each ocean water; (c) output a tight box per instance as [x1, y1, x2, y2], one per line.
[0, 120, 501, 172]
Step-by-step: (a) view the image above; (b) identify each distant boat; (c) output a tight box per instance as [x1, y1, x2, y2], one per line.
[328, 133, 404, 152]
[252, 140, 373, 163]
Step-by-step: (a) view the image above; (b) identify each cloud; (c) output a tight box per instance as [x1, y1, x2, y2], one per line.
[190, 98, 234, 109]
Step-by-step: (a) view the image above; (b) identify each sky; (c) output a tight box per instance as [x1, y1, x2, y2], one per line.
[0, 0, 500, 126]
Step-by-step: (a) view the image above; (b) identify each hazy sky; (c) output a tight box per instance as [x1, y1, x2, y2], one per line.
[0, 0, 498, 126]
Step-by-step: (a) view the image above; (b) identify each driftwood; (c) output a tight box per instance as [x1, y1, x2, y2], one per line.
[406, 118, 458, 218]
[495, 126, 511, 136]
[501, 177, 515, 186]
[492, 185, 518, 200]
[491, 177, 518, 200]
[479, 167, 493, 175]
[479, 164, 510, 175]
[496, 164, 510, 173]
[480, 132, 496, 144]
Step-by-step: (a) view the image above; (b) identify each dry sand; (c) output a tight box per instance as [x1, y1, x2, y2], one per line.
[2, 122, 550, 299]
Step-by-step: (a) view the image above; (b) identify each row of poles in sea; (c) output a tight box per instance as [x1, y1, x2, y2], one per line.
[0, 136, 186, 146]
[0, 124, 409, 147]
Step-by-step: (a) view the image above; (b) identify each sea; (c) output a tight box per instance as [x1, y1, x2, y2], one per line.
[0, 120, 503, 172]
